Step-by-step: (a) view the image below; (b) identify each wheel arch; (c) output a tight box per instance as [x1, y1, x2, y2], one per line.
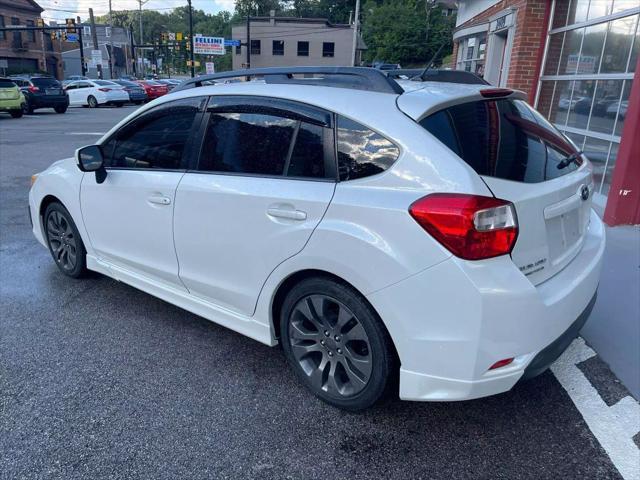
[269, 269, 400, 363]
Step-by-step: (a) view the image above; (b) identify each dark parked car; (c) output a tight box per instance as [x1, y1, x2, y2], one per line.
[113, 79, 148, 104]
[10, 76, 68, 114]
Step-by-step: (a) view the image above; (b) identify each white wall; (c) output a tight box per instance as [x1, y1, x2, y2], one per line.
[456, 0, 502, 26]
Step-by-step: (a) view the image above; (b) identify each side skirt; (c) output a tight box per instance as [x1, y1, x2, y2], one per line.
[86, 255, 276, 347]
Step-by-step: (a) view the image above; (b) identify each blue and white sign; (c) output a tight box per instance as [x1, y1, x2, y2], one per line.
[193, 36, 225, 55]
[66, 33, 78, 42]
[224, 39, 241, 47]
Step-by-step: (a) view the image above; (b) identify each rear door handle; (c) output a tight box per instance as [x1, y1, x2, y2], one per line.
[148, 194, 172, 206]
[267, 207, 307, 221]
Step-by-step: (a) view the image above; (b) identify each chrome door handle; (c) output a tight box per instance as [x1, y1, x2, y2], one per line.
[267, 207, 307, 221]
[148, 194, 171, 205]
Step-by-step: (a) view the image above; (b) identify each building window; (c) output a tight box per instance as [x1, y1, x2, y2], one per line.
[0, 16, 5, 41]
[11, 17, 21, 47]
[105, 26, 111, 38]
[235, 45, 241, 55]
[456, 34, 486, 75]
[322, 42, 334, 58]
[272, 40, 284, 56]
[250, 39, 261, 55]
[537, 6, 639, 196]
[26, 20, 35, 42]
[297, 41, 309, 56]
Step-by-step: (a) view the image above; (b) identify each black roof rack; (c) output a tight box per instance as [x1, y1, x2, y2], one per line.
[385, 68, 490, 86]
[172, 67, 405, 94]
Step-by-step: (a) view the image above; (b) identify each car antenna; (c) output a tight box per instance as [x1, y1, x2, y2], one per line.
[413, 42, 446, 81]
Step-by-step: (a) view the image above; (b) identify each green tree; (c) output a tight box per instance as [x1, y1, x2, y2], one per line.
[361, 0, 454, 67]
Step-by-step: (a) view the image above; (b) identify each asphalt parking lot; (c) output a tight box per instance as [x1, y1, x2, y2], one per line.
[0, 105, 628, 479]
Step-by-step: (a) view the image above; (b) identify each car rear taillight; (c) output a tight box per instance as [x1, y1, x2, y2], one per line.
[408, 194, 518, 260]
[28, 85, 39, 93]
[98, 88, 111, 92]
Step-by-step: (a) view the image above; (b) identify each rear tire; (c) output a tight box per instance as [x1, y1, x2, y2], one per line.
[280, 277, 397, 411]
[22, 102, 33, 114]
[87, 96, 98, 108]
[134, 101, 143, 105]
[115, 103, 123, 107]
[43, 202, 87, 278]
[10, 109, 23, 118]
[54, 106, 67, 114]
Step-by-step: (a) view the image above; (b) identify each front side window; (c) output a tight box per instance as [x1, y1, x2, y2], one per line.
[272, 40, 284, 56]
[336, 116, 399, 181]
[198, 106, 329, 179]
[102, 98, 202, 170]
[322, 42, 334, 57]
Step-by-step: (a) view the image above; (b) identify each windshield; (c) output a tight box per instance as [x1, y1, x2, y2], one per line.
[94, 80, 118, 86]
[420, 99, 581, 183]
[0, 79, 16, 88]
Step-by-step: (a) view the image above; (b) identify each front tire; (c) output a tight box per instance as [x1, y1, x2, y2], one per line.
[87, 96, 98, 108]
[280, 277, 397, 411]
[54, 106, 67, 114]
[44, 202, 87, 278]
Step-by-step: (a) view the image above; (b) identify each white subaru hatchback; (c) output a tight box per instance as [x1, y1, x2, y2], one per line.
[29, 68, 605, 410]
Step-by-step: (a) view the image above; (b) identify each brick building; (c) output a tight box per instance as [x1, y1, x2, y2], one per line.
[0, 0, 63, 78]
[453, 0, 639, 225]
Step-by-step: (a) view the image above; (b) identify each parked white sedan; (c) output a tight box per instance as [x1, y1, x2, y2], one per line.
[64, 80, 129, 108]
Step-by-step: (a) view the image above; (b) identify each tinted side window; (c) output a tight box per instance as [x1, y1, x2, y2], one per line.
[200, 113, 296, 175]
[336, 116, 399, 181]
[103, 98, 201, 170]
[199, 110, 328, 179]
[287, 122, 325, 178]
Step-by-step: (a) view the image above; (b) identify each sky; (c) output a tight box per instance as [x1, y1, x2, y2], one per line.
[39, 0, 236, 23]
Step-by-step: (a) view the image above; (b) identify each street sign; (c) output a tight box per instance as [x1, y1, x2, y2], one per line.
[176, 32, 183, 41]
[193, 36, 225, 55]
[224, 39, 241, 47]
[205, 62, 215, 74]
[186, 60, 201, 67]
[90, 49, 102, 67]
[66, 33, 78, 42]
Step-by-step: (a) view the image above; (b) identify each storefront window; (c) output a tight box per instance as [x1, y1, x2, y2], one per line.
[537, 3, 639, 195]
[456, 34, 486, 76]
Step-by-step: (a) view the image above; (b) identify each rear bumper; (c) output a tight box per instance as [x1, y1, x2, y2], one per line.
[367, 209, 605, 401]
[29, 95, 69, 108]
[0, 97, 23, 110]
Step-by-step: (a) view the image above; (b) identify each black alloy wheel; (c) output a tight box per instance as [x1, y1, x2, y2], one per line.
[44, 203, 87, 278]
[281, 278, 397, 411]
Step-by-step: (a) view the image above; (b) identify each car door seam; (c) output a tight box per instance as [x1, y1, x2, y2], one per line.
[250, 180, 338, 317]
[172, 171, 191, 293]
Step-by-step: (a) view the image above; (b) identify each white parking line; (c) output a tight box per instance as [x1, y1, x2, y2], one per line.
[552, 338, 640, 480]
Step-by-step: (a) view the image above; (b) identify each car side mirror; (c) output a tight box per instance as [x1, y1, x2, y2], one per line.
[76, 145, 107, 184]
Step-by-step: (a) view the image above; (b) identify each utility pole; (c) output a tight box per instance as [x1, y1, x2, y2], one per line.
[78, 26, 86, 76]
[187, 0, 195, 77]
[138, 0, 148, 77]
[245, 13, 251, 69]
[88, 8, 103, 79]
[351, 0, 360, 66]
[108, 0, 115, 78]
[130, 25, 136, 77]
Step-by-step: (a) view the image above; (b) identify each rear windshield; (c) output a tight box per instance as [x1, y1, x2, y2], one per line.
[31, 77, 61, 88]
[0, 79, 16, 88]
[420, 99, 580, 183]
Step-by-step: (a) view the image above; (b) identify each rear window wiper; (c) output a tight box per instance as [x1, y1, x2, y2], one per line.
[557, 150, 583, 170]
